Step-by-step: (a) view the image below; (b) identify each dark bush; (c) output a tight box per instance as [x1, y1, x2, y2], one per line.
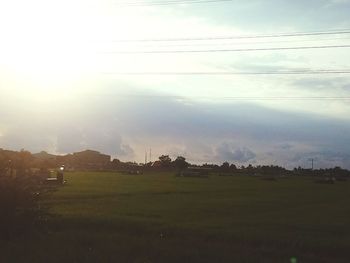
[0, 173, 48, 240]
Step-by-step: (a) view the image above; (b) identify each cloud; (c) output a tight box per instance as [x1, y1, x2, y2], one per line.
[325, 0, 350, 6]
[55, 127, 134, 158]
[215, 143, 256, 163]
[174, 0, 350, 30]
[1, 0, 350, 169]
[292, 77, 350, 92]
[291, 149, 350, 169]
[278, 143, 294, 150]
[1, 84, 350, 167]
[42, 88, 349, 167]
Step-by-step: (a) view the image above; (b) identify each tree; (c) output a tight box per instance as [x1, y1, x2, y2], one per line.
[158, 155, 172, 167]
[221, 162, 230, 172]
[0, 155, 9, 176]
[230, 164, 237, 170]
[15, 149, 33, 176]
[173, 156, 189, 171]
[0, 154, 47, 239]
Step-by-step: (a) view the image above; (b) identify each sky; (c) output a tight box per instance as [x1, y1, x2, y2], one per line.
[0, 0, 350, 168]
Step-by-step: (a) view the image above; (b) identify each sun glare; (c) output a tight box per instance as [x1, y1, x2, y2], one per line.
[0, 0, 160, 92]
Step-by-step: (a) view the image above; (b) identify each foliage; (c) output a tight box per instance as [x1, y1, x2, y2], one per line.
[0, 153, 48, 240]
[173, 156, 189, 171]
[158, 155, 172, 167]
[220, 161, 230, 172]
[0, 175, 43, 238]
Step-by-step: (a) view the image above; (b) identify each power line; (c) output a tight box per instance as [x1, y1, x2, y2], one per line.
[110, 29, 350, 42]
[101, 70, 350, 75]
[118, 36, 350, 48]
[101, 44, 350, 54]
[112, 95, 350, 101]
[115, 0, 234, 7]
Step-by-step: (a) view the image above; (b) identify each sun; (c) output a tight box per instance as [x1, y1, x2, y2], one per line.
[0, 0, 159, 92]
[1, 1, 100, 85]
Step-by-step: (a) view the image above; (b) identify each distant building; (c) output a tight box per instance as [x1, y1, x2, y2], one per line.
[55, 150, 111, 170]
[71, 150, 111, 169]
[151, 161, 162, 168]
[0, 148, 17, 160]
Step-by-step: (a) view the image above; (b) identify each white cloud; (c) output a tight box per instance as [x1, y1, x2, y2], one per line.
[0, 0, 350, 167]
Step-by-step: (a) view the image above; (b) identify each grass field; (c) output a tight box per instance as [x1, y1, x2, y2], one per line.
[1, 172, 350, 262]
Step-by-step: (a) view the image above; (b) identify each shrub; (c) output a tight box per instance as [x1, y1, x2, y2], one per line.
[0, 172, 48, 239]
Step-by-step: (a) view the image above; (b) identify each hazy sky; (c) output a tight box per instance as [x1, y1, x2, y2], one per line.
[1, 0, 350, 168]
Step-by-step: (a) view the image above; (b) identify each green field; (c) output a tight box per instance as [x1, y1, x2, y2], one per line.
[1, 172, 350, 262]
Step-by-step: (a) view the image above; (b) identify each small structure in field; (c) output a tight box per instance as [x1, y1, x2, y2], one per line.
[177, 167, 212, 178]
[122, 170, 143, 175]
[335, 176, 348, 182]
[218, 173, 234, 176]
[261, 176, 278, 181]
[315, 177, 335, 184]
[45, 166, 65, 185]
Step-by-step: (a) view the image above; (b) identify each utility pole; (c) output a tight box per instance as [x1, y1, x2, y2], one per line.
[311, 158, 314, 170]
[149, 148, 152, 163]
[145, 150, 147, 165]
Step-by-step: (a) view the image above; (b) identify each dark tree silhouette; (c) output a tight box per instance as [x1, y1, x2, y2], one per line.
[173, 156, 189, 171]
[221, 162, 230, 172]
[15, 149, 33, 176]
[230, 164, 237, 170]
[0, 151, 48, 240]
[158, 155, 172, 167]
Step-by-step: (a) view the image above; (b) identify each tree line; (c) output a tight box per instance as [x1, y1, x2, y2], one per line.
[0, 149, 51, 240]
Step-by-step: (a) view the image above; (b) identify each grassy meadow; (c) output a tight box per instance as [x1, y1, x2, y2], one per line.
[1, 172, 350, 262]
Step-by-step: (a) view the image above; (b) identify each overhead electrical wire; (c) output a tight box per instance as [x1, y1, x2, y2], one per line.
[111, 95, 350, 101]
[115, 0, 234, 7]
[117, 36, 350, 48]
[101, 70, 350, 75]
[101, 44, 350, 54]
[110, 29, 350, 42]
[98, 28, 350, 102]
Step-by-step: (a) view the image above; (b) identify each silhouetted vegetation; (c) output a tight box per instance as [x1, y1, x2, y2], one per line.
[0, 150, 50, 240]
[173, 156, 190, 172]
[1, 148, 349, 178]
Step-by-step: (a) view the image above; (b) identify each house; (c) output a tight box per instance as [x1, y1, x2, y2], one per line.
[57, 150, 111, 170]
